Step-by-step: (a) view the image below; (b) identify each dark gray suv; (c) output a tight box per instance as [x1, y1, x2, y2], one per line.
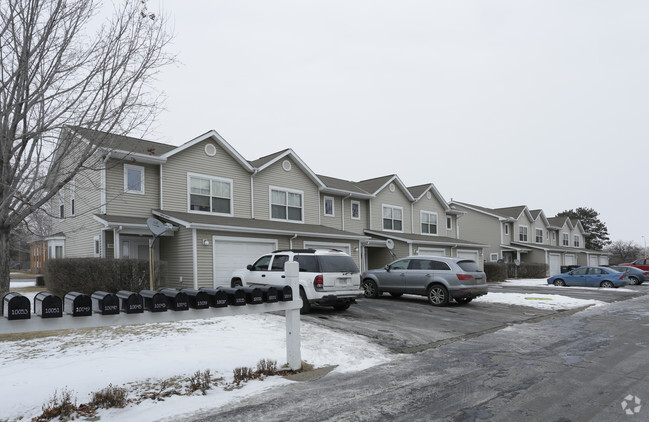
[361, 256, 488, 306]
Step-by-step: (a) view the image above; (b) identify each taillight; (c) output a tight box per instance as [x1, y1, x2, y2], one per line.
[457, 274, 473, 281]
[644, 272, 649, 276]
[314, 275, 323, 290]
[620, 275, 626, 280]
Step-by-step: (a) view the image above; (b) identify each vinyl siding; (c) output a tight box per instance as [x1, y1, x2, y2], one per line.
[413, 193, 448, 237]
[514, 214, 533, 244]
[342, 198, 368, 235]
[453, 205, 501, 259]
[531, 219, 547, 245]
[104, 159, 160, 217]
[159, 228, 194, 289]
[253, 157, 320, 224]
[320, 194, 342, 229]
[161, 139, 252, 217]
[370, 188, 412, 233]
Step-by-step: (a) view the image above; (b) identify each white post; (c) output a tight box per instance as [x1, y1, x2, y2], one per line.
[284, 261, 302, 371]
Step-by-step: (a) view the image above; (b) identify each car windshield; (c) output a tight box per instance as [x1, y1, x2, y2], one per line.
[317, 256, 359, 273]
[457, 260, 481, 272]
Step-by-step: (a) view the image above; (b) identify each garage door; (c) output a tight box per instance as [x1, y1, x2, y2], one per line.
[565, 254, 576, 266]
[549, 254, 561, 276]
[303, 241, 350, 255]
[457, 250, 480, 262]
[417, 248, 445, 257]
[599, 256, 609, 266]
[589, 255, 599, 266]
[213, 237, 277, 287]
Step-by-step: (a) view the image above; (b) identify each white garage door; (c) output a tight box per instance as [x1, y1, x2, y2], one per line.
[549, 254, 561, 276]
[599, 256, 609, 266]
[213, 237, 277, 287]
[417, 248, 445, 257]
[303, 241, 351, 255]
[457, 250, 480, 263]
[589, 255, 599, 266]
[565, 254, 576, 266]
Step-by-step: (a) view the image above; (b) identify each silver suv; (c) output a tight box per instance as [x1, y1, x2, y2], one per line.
[361, 256, 488, 306]
[231, 249, 363, 313]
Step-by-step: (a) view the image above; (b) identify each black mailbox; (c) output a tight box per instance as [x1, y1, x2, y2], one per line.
[3, 292, 31, 320]
[199, 288, 229, 308]
[241, 287, 263, 305]
[140, 290, 167, 312]
[91, 291, 119, 315]
[256, 286, 278, 303]
[64, 292, 92, 317]
[116, 290, 144, 314]
[276, 285, 293, 301]
[34, 292, 62, 318]
[159, 288, 189, 311]
[179, 289, 210, 309]
[219, 287, 247, 306]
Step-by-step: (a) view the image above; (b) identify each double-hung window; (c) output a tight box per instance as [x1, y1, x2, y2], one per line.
[383, 205, 403, 231]
[421, 211, 438, 235]
[124, 164, 145, 194]
[535, 229, 543, 243]
[58, 191, 64, 219]
[271, 187, 303, 222]
[189, 174, 233, 215]
[573, 235, 580, 247]
[562, 233, 569, 246]
[324, 196, 334, 217]
[70, 179, 76, 216]
[519, 226, 528, 242]
[351, 200, 360, 220]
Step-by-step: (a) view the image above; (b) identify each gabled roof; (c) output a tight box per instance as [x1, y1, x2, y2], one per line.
[356, 175, 415, 201]
[316, 175, 374, 198]
[450, 201, 517, 221]
[364, 230, 488, 249]
[547, 216, 574, 230]
[70, 127, 174, 164]
[494, 205, 534, 221]
[161, 130, 254, 172]
[248, 149, 325, 188]
[530, 209, 550, 226]
[407, 183, 451, 212]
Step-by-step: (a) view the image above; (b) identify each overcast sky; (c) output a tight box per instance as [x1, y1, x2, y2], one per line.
[148, 0, 648, 245]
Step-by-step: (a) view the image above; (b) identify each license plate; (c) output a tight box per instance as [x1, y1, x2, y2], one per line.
[337, 278, 349, 285]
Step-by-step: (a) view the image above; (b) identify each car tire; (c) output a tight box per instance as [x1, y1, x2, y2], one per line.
[456, 297, 473, 305]
[389, 292, 403, 298]
[231, 278, 243, 287]
[553, 279, 566, 287]
[629, 276, 640, 285]
[600, 280, 614, 288]
[299, 288, 312, 314]
[333, 302, 351, 311]
[427, 284, 449, 306]
[362, 280, 379, 298]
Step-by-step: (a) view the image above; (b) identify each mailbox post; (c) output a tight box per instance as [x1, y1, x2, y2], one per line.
[285, 261, 301, 371]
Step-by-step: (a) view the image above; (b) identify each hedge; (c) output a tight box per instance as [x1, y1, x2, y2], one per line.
[44, 258, 167, 297]
[483, 262, 549, 282]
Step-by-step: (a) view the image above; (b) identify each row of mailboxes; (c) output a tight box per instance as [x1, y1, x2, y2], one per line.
[2, 285, 293, 320]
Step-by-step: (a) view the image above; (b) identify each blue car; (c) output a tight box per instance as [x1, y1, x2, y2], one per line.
[610, 266, 649, 285]
[547, 266, 627, 288]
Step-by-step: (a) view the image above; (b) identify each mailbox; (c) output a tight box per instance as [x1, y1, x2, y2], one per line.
[116, 290, 144, 314]
[140, 290, 167, 312]
[64, 292, 92, 317]
[179, 289, 210, 309]
[276, 285, 293, 301]
[241, 287, 263, 305]
[3, 292, 31, 320]
[199, 288, 229, 308]
[34, 292, 62, 318]
[91, 291, 119, 315]
[218, 287, 247, 306]
[256, 286, 278, 303]
[159, 288, 189, 311]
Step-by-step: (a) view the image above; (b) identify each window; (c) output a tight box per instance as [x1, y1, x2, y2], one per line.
[93, 235, 101, 257]
[70, 180, 75, 216]
[421, 211, 438, 235]
[58, 191, 64, 219]
[251, 255, 272, 271]
[189, 174, 232, 215]
[446, 216, 452, 231]
[351, 200, 360, 220]
[562, 233, 569, 246]
[324, 196, 334, 217]
[271, 255, 289, 271]
[383, 205, 403, 231]
[536, 229, 543, 243]
[490, 253, 499, 262]
[124, 164, 145, 194]
[504, 224, 509, 235]
[519, 226, 528, 242]
[574, 235, 580, 247]
[271, 187, 303, 222]
[552, 232, 556, 241]
[388, 259, 410, 270]
[428, 260, 451, 271]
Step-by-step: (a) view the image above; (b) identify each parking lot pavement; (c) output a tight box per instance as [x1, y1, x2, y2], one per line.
[302, 282, 647, 354]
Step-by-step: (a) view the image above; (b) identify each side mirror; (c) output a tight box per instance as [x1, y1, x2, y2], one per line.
[247, 264, 253, 271]
[384, 265, 390, 272]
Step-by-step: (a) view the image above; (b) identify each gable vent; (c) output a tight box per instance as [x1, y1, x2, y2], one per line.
[204, 143, 217, 157]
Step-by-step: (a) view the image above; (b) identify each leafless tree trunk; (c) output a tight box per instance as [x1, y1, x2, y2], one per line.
[0, 0, 173, 297]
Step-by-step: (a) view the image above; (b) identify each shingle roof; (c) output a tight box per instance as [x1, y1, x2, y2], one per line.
[355, 175, 397, 195]
[317, 175, 372, 196]
[248, 149, 291, 168]
[494, 206, 527, 219]
[71, 127, 176, 156]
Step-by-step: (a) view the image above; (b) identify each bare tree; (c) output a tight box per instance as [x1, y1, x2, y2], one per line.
[605, 240, 642, 265]
[0, 0, 173, 297]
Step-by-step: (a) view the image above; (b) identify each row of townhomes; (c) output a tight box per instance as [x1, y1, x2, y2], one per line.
[47, 127, 607, 289]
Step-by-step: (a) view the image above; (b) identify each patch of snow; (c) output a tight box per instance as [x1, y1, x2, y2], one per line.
[475, 292, 604, 310]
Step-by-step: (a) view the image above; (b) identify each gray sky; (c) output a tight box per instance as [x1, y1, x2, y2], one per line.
[150, 0, 649, 245]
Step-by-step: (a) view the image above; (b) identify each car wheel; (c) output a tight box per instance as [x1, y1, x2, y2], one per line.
[427, 285, 449, 306]
[362, 279, 379, 298]
[553, 279, 566, 287]
[299, 288, 312, 314]
[629, 276, 640, 285]
[600, 280, 614, 288]
[333, 302, 351, 311]
[389, 292, 403, 298]
[231, 278, 243, 287]
[456, 297, 473, 305]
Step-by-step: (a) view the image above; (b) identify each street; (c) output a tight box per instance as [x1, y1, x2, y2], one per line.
[185, 283, 649, 422]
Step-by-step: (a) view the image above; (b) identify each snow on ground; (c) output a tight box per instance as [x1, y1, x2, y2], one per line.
[474, 292, 604, 310]
[496, 278, 638, 293]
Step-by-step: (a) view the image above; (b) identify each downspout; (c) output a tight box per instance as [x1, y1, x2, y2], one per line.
[341, 194, 352, 231]
[159, 164, 164, 210]
[290, 233, 298, 249]
[101, 153, 111, 214]
[250, 169, 258, 219]
[192, 228, 198, 289]
[451, 244, 457, 258]
[411, 203, 414, 234]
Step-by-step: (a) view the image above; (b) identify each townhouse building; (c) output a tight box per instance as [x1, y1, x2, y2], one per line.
[47, 128, 486, 289]
[449, 201, 609, 276]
